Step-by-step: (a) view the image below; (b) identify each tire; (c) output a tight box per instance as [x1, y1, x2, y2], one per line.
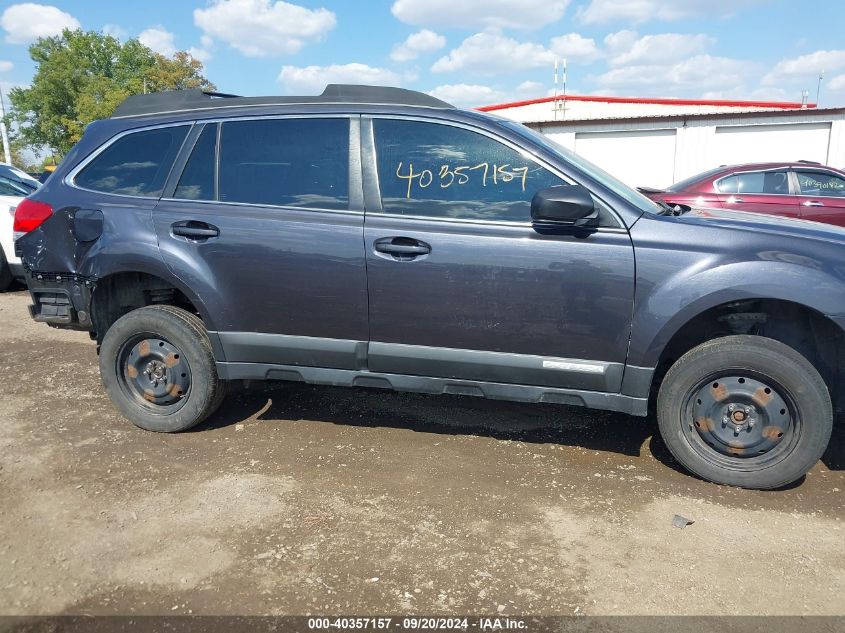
[99, 305, 225, 432]
[657, 335, 832, 489]
[0, 247, 12, 292]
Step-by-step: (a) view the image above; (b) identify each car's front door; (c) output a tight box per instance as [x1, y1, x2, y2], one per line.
[793, 168, 845, 227]
[715, 169, 800, 218]
[362, 117, 636, 393]
[154, 116, 369, 370]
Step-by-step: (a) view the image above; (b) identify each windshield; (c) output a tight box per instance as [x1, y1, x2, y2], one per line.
[503, 121, 662, 215]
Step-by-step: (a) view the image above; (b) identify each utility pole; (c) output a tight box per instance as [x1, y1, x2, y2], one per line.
[816, 70, 824, 106]
[0, 85, 11, 165]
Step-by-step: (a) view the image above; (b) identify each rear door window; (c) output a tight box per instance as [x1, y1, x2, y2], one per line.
[218, 117, 349, 210]
[75, 125, 190, 197]
[717, 170, 790, 195]
[175, 123, 217, 201]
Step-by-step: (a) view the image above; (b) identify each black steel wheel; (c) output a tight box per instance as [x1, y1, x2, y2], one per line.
[116, 335, 192, 413]
[657, 335, 832, 489]
[100, 305, 224, 432]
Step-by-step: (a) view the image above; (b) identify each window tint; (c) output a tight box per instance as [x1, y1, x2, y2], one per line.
[75, 126, 189, 197]
[715, 175, 737, 194]
[796, 170, 845, 198]
[668, 167, 726, 193]
[218, 118, 348, 209]
[175, 123, 217, 200]
[373, 119, 566, 222]
[718, 170, 789, 195]
[0, 177, 29, 196]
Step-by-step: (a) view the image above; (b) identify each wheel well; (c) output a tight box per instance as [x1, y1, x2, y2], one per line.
[90, 272, 201, 342]
[654, 299, 845, 411]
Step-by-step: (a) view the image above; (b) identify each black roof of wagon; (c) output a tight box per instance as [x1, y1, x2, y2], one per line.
[112, 84, 455, 118]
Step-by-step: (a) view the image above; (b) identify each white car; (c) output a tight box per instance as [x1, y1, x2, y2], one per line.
[0, 164, 40, 290]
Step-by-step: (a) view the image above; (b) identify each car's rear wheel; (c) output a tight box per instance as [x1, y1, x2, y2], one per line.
[657, 335, 832, 489]
[99, 305, 224, 432]
[0, 247, 12, 292]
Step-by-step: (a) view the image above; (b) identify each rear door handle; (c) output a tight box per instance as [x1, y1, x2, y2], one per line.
[172, 221, 219, 240]
[803, 200, 824, 207]
[374, 237, 431, 258]
[727, 196, 745, 203]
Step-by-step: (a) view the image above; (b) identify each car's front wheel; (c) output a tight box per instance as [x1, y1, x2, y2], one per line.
[657, 335, 832, 489]
[99, 305, 225, 432]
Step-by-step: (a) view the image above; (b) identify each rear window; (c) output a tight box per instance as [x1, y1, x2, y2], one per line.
[667, 167, 725, 192]
[75, 126, 190, 197]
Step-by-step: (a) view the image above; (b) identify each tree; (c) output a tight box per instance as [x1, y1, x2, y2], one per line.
[9, 29, 215, 157]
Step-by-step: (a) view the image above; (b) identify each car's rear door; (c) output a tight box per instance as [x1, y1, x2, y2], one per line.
[715, 169, 800, 218]
[793, 168, 845, 227]
[154, 115, 369, 370]
[361, 116, 635, 393]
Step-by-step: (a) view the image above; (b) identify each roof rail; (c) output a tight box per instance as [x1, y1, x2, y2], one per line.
[111, 84, 454, 118]
[796, 159, 821, 165]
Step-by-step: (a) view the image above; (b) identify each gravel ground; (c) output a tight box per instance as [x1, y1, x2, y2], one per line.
[0, 288, 843, 617]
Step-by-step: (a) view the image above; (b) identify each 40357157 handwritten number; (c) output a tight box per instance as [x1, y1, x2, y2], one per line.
[396, 162, 530, 199]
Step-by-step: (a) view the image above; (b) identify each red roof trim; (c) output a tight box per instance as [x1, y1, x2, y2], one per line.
[477, 94, 817, 112]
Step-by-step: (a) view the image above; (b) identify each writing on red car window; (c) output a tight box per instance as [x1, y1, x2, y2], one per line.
[395, 162, 530, 199]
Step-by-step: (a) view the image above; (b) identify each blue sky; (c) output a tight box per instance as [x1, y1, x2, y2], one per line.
[1, 0, 845, 108]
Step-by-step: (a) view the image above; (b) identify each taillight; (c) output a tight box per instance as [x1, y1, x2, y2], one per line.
[13, 199, 53, 240]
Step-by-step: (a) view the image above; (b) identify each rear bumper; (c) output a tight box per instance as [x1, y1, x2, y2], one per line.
[24, 269, 95, 330]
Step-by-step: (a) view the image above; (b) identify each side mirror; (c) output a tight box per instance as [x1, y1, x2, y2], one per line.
[531, 185, 598, 227]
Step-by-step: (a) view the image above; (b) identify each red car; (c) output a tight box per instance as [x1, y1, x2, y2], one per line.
[639, 161, 845, 226]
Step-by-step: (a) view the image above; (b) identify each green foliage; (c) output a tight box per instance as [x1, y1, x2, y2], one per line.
[9, 29, 215, 157]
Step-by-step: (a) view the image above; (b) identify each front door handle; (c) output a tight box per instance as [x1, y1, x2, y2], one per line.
[803, 200, 824, 207]
[374, 237, 431, 259]
[172, 221, 219, 240]
[727, 196, 745, 203]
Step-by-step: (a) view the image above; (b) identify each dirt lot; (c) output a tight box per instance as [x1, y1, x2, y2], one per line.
[0, 288, 843, 617]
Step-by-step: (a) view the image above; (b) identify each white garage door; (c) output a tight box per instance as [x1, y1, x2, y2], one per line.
[713, 123, 831, 166]
[574, 129, 676, 189]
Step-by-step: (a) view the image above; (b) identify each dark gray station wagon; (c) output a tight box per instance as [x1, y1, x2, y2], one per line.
[14, 85, 845, 489]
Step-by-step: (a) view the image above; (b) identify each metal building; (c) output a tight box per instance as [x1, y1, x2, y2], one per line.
[478, 95, 845, 189]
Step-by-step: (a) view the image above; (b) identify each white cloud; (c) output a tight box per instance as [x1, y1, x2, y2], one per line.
[0, 61, 13, 73]
[829, 74, 845, 92]
[428, 80, 542, 107]
[200, 35, 213, 49]
[432, 32, 554, 74]
[428, 83, 505, 107]
[549, 33, 600, 61]
[390, 29, 445, 62]
[278, 63, 402, 94]
[392, 0, 569, 30]
[103, 24, 126, 39]
[594, 54, 759, 96]
[605, 31, 714, 66]
[1, 3, 80, 44]
[516, 80, 544, 93]
[577, 0, 762, 24]
[188, 47, 212, 63]
[139, 26, 176, 57]
[194, 0, 336, 57]
[762, 50, 845, 85]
